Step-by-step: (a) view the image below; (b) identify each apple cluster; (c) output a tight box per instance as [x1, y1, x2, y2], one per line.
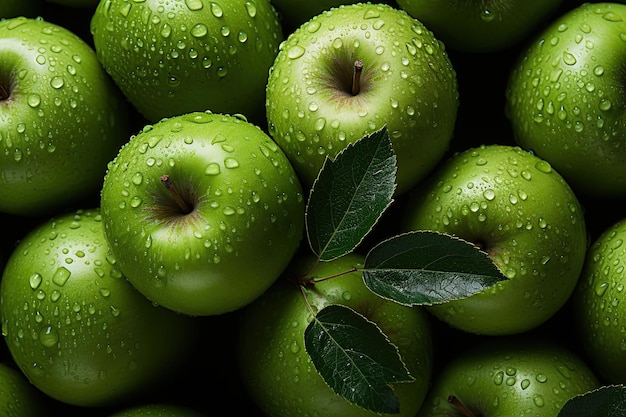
[1, 0, 626, 416]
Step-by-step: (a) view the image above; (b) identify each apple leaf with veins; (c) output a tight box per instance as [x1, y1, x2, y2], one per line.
[306, 126, 397, 261]
[304, 304, 414, 415]
[363, 230, 507, 306]
[558, 385, 626, 417]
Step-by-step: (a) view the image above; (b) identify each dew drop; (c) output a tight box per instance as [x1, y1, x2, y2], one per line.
[39, 326, 58, 348]
[52, 267, 71, 286]
[287, 45, 305, 59]
[210, 2, 223, 17]
[29, 273, 43, 290]
[224, 157, 239, 168]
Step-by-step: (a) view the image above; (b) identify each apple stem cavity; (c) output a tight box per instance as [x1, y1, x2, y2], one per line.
[160, 175, 192, 214]
[0, 84, 8, 101]
[448, 395, 479, 417]
[351, 60, 364, 96]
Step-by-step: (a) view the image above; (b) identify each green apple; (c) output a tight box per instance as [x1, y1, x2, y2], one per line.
[506, 2, 626, 198]
[571, 215, 626, 384]
[100, 111, 305, 316]
[265, 2, 459, 196]
[0, 16, 129, 217]
[0, 208, 196, 407]
[395, 0, 564, 53]
[237, 252, 434, 417]
[90, 0, 283, 125]
[417, 336, 600, 417]
[401, 144, 588, 335]
[107, 403, 207, 417]
[0, 362, 46, 417]
[0, 0, 43, 17]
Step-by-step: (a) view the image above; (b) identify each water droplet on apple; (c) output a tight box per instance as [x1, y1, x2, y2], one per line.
[29, 273, 43, 290]
[184, 0, 203, 11]
[480, 7, 495, 22]
[190, 23, 208, 38]
[483, 189, 495, 201]
[595, 281, 609, 296]
[306, 20, 320, 33]
[562, 51, 577, 65]
[287, 45, 305, 59]
[224, 157, 239, 168]
[532, 394, 545, 407]
[39, 326, 58, 347]
[210, 2, 223, 17]
[52, 267, 71, 286]
[27, 93, 41, 108]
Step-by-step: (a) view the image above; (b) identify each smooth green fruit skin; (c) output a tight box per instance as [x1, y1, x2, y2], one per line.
[506, 2, 626, 198]
[0, 17, 129, 216]
[402, 145, 587, 335]
[107, 403, 207, 417]
[572, 216, 626, 384]
[237, 252, 434, 417]
[396, 0, 564, 53]
[101, 112, 305, 316]
[417, 337, 600, 417]
[0, 362, 45, 417]
[0, 209, 195, 407]
[266, 3, 459, 196]
[90, 0, 283, 124]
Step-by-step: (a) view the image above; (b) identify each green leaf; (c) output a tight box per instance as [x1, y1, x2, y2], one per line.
[306, 126, 396, 261]
[362, 230, 507, 305]
[304, 304, 413, 415]
[558, 385, 626, 417]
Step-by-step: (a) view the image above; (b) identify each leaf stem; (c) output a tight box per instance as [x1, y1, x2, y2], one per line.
[160, 175, 192, 214]
[448, 395, 478, 417]
[352, 60, 364, 96]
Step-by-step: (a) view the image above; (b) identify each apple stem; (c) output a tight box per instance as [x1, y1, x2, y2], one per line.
[160, 175, 192, 214]
[351, 60, 364, 96]
[0, 84, 8, 101]
[448, 395, 478, 417]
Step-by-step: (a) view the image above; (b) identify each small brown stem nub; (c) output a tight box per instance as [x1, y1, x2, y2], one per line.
[448, 395, 478, 417]
[352, 60, 364, 96]
[160, 175, 192, 214]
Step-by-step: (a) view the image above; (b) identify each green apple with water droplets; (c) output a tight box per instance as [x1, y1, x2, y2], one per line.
[417, 336, 600, 417]
[506, 2, 626, 198]
[0, 16, 129, 216]
[237, 252, 434, 417]
[100, 111, 305, 316]
[0, 208, 196, 407]
[395, 0, 564, 53]
[265, 2, 459, 196]
[0, 361, 46, 417]
[90, 0, 283, 125]
[402, 144, 588, 335]
[571, 215, 626, 384]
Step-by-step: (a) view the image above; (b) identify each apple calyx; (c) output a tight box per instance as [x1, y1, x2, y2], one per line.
[160, 175, 193, 214]
[448, 395, 481, 417]
[352, 60, 364, 96]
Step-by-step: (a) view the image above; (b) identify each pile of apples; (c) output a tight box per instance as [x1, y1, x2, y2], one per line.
[1, 0, 626, 416]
